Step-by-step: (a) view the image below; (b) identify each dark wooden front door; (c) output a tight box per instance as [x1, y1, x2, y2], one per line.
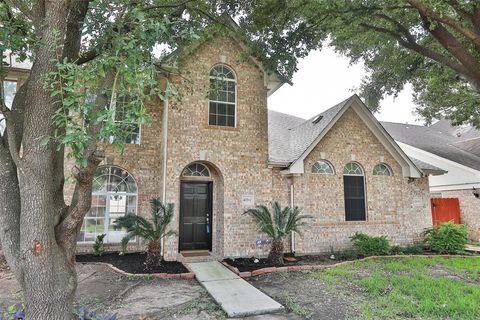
[179, 182, 212, 251]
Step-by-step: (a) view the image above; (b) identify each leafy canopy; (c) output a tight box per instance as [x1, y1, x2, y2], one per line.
[229, 0, 480, 127]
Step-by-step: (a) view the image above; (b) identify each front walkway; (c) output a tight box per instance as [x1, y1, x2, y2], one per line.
[188, 261, 284, 317]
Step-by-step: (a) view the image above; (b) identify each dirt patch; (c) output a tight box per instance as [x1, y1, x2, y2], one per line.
[76, 252, 188, 274]
[0, 253, 9, 273]
[248, 272, 360, 320]
[224, 255, 341, 272]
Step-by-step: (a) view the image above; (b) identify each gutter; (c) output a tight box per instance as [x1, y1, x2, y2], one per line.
[161, 96, 169, 257]
[289, 178, 295, 254]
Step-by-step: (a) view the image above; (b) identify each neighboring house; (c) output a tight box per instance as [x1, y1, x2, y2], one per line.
[2, 35, 437, 261]
[383, 121, 480, 241]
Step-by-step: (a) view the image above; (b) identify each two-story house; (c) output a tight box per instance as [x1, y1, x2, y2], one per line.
[2, 33, 437, 261]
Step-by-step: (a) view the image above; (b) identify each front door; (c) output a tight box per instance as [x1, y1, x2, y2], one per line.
[179, 182, 212, 251]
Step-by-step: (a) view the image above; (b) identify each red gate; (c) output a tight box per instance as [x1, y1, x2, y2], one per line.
[431, 198, 461, 226]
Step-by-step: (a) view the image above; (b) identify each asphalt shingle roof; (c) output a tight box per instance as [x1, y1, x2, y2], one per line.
[381, 120, 480, 171]
[268, 98, 350, 164]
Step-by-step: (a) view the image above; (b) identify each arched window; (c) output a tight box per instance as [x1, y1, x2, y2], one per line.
[373, 163, 392, 176]
[77, 166, 137, 243]
[343, 162, 366, 221]
[312, 160, 335, 174]
[209, 64, 236, 127]
[182, 163, 210, 177]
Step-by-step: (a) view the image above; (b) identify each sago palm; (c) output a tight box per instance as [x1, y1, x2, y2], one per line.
[114, 198, 175, 268]
[244, 201, 309, 265]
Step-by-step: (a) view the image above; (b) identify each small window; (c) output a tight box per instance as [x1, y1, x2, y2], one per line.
[343, 162, 363, 175]
[209, 65, 236, 127]
[182, 163, 210, 177]
[373, 163, 392, 176]
[312, 160, 334, 174]
[343, 162, 366, 221]
[1, 80, 17, 135]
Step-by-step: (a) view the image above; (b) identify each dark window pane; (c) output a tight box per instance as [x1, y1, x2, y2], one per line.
[218, 103, 227, 115]
[228, 91, 235, 103]
[217, 115, 227, 126]
[209, 102, 217, 114]
[227, 116, 235, 127]
[209, 114, 216, 125]
[227, 105, 235, 116]
[343, 176, 366, 221]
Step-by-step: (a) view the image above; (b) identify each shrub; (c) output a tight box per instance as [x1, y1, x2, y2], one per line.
[424, 222, 468, 253]
[114, 198, 175, 268]
[390, 245, 424, 255]
[93, 234, 106, 256]
[244, 202, 310, 265]
[350, 233, 390, 256]
[338, 248, 360, 260]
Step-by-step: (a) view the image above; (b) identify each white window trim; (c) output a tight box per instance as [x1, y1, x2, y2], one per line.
[208, 64, 237, 128]
[311, 159, 335, 174]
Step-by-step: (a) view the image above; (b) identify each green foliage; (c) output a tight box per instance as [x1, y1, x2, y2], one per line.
[244, 202, 309, 242]
[350, 233, 390, 256]
[93, 233, 106, 256]
[425, 222, 468, 254]
[114, 198, 175, 253]
[234, 0, 480, 127]
[390, 245, 424, 255]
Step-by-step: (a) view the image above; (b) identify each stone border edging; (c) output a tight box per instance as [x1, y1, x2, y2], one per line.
[222, 254, 479, 278]
[78, 261, 195, 279]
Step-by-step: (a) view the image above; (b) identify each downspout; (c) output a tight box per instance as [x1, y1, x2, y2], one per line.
[160, 96, 169, 257]
[289, 177, 295, 254]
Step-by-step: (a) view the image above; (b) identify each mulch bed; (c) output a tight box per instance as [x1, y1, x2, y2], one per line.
[224, 254, 339, 273]
[76, 252, 188, 274]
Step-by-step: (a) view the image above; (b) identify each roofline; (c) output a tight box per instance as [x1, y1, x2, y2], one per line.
[397, 141, 480, 175]
[283, 95, 423, 178]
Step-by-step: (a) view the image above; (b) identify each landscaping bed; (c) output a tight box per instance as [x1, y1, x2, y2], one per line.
[76, 252, 189, 275]
[224, 254, 339, 273]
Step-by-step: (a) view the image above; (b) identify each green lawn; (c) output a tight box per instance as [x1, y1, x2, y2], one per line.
[306, 257, 480, 320]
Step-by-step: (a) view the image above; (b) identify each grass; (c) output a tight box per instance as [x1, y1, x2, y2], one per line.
[306, 257, 480, 320]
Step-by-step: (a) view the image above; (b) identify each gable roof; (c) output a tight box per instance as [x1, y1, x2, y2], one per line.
[381, 120, 480, 171]
[268, 95, 423, 177]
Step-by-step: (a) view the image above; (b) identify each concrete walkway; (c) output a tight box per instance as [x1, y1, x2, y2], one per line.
[188, 261, 284, 317]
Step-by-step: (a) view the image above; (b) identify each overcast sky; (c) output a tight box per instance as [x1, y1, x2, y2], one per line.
[268, 47, 423, 125]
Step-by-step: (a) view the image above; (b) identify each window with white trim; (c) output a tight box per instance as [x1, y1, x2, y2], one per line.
[312, 160, 335, 174]
[182, 163, 210, 177]
[373, 163, 392, 176]
[208, 65, 236, 127]
[343, 162, 367, 221]
[77, 166, 137, 243]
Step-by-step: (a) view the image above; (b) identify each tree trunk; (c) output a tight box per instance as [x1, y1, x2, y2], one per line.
[268, 240, 285, 266]
[146, 240, 162, 269]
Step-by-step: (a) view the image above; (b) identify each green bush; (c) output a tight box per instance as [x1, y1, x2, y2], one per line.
[390, 245, 424, 255]
[350, 233, 390, 256]
[93, 233, 106, 256]
[424, 222, 468, 253]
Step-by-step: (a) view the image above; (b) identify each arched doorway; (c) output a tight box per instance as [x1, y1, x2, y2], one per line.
[179, 162, 213, 251]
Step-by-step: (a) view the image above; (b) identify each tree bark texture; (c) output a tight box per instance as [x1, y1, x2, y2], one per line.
[268, 240, 285, 266]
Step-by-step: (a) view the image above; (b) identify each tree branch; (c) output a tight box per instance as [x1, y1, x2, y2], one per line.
[407, 0, 480, 48]
[5, 0, 32, 19]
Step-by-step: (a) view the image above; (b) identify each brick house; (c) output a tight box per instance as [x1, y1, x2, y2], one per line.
[2, 34, 437, 261]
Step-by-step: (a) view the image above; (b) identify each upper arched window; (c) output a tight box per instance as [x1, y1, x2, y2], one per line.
[209, 64, 236, 127]
[312, 160, 335, 174]
[343, 162, 364, 175]
[78, 166, 137, 243]
[182, 163, 210, 177]
[373, 163, 393, 176]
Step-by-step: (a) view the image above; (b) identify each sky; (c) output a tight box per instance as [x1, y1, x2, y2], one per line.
[267, 47, 423, 125]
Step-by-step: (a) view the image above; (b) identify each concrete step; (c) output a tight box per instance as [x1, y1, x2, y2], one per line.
[188, 261, 283, 318]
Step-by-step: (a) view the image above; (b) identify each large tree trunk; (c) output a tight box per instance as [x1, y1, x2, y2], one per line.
[268, 240, 285, 266]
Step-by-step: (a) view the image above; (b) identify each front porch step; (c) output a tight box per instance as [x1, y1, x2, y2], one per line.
[188, 261, 284, 317]
[178, 251, 219, 263]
